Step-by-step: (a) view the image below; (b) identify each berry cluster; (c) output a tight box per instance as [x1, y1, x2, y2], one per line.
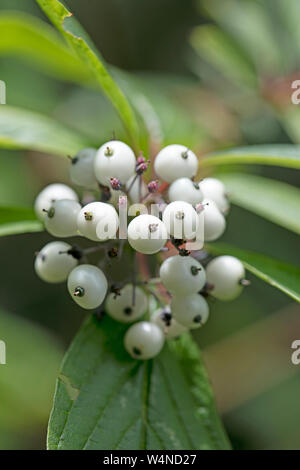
[34, 141, 249, 360]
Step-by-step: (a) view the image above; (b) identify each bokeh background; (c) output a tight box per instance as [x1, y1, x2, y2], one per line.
[0, 0, 299, 450]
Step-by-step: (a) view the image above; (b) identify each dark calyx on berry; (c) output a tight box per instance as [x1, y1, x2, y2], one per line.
[111, 285, 121, 298]
[74, 286, 85, 297]
[171, 237, 185, 248]
[84, 211, 93, 221]
[123, 306, 133, 316]
[108, 247, 118, 258]
[193, 315, 202, 324]
[181, 150, 189, 159]
[178, 248, 191, 257]
[104, 146, 114, 157]
[160, 309, 172, 327]
[68, 246, 83, 260]
[133, 347, 141, 356]
[191, 265, 202, 276]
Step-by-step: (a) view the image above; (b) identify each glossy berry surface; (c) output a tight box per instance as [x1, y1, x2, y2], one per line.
[77, 202, 118, 241]
[34, 184, 78, 220]
[44, 199, 81, 238]
[171, 293, 209, 329]
[200, 177, 229, 213]
[35, 241, 78, 283]
[202, 199, 226, 241]
[67, 264, 108, 309]
[94, 140, 136, 186]
[124, 321, 165, 360]
[106, 284, 148, 323]
[151, 307, 187, 339]
[159, 255, 206, 295]
[154, 144, 198, 183]
[168, 177, 203, 205]
[162, 200, 199, 239]
[70, 148, 98, 190]
[206, 255, 245, 301]
[128, 214, 167, 254]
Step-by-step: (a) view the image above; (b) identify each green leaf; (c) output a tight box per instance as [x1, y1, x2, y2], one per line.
[0, 307, 63, 432]
[124, 73, 209, 149]
[217, 173, 300, 235]
[0, 12, 92, 85]
[48, 316, 230, 450]
[201, 0, 284, 75]
[190, 25, 257, 89]
[279, 107, 300, 145]
[35, 0, 141, 150]
[207, 242, 300, 303]
[0, 206, 43, 236]
[0, 105, 89, 156]
[201, 145, 300, 169]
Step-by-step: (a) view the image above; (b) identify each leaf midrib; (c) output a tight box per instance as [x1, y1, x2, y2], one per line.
[81, 363, 139, 450]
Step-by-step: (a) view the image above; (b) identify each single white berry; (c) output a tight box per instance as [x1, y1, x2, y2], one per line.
[124, 321, 165, 360]
[69, 148, 98, 190]
[77, 202, 119, 241]
[168, 177, 203, 205]
[154, 144, 198, 183]
[206, 256, 245, 301]
[128, 214, 167, 254]
[44, 199, 81, 238]
[151, 307, 186, 339]
[162, 201, 199, 239]
[200, 178, 229, 213]
[159, 255, 206, 295]
[202, 199, 226, 241]
[34, 184, 78, 220]
[67, 264, 108, 309]
[106, 284, 148, 323]
[171, 294, 209, 329]
[126, 175, 147, 203]
[94, 140, 136, 186]
[35, 241, 78, 283]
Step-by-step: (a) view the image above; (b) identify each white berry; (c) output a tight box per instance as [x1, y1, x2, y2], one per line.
[94, 140, 136, 186]
[128, 214, 167, 254]
[69, 148, 98, 190]
[77, 202, 119, 241]
[162, 201, 199, 239]
[34, 184, 78, 220]
[171, 294, 209, 329]
[67, 264, 108, 309]
[124, 321, 165, 360]
[44, 199, 81, 238]
[154, 144, 198, 183]
[126, 175, 147, 203]
[168, 177, 203, 205]
[151, 307, 186, 339]
[160, 255, 206, 295]
[200, 178, 229, 213]
[202, 199, 226, 241]
[35, 241, 78, 283]
[206, 256, 245, 301]
[106, 284, 148, 323]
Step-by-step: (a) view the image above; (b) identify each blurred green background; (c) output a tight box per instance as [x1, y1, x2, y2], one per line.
[0, 0, 299, 450]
